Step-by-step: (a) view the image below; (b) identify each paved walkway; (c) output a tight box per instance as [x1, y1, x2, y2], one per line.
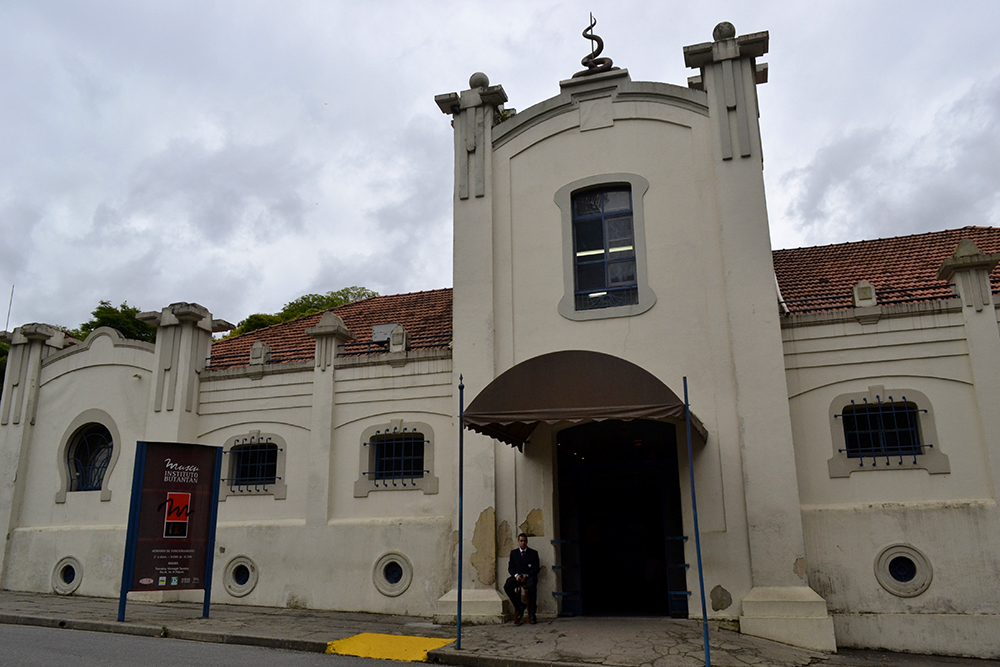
[0, 590, 996, 666]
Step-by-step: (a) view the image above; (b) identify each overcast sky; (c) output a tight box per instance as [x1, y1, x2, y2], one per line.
[2, 1, 998, 329]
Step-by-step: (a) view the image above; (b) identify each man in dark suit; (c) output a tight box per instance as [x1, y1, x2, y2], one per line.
[503, 532, 540, 624]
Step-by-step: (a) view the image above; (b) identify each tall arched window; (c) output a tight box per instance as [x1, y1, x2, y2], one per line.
[555, 174, 656, 321]
[67, 424, 114, 492]
[571, 186, 638, 311]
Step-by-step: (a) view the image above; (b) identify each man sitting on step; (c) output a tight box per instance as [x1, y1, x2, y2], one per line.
[503, 533, 539, 625]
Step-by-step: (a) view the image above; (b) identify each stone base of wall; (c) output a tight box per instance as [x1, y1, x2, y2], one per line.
[834, 612, 1000, 659]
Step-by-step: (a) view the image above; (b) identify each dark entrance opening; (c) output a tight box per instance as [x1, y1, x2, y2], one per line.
[556, 419, 687, 617]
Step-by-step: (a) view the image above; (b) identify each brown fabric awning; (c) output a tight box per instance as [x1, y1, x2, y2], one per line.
[463, 350, 707, 447]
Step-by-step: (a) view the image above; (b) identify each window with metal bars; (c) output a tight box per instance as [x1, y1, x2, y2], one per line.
[225, 440, 280, 491]
[67, 424, 114, 492]
[364, 429, 427, 487]
[836, 397, 929, 465]
[572, 187, 638, 311]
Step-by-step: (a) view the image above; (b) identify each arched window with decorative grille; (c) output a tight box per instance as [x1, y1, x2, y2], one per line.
[67, 424, 114, 492]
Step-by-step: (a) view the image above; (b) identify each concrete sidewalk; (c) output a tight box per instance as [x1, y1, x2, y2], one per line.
[0, 590, 996, 666]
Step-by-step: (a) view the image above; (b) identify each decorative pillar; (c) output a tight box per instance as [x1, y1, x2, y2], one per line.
[686, 23, 836, 651]
[434, 73, 509, 622]
[0, 324, 69, 581]
[938, 239, 1000, 495]
[304, 313, 355, 527]
[137, 303, 215, 443]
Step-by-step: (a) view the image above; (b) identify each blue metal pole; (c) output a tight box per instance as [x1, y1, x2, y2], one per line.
[684, 377, 711, 667]
[202, 446, 223, 618]
[457, 375, 465, 650]
[118, 441, 148, 623]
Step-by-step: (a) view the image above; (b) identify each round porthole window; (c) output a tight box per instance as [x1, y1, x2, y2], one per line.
[52, 556, 83, 595]
[224, 555, 259, 597]
[373, 552, 412, 597]
[874, 544, 932, 597]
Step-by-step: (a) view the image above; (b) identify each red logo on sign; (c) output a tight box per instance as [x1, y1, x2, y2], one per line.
[161, 492, 191, 538]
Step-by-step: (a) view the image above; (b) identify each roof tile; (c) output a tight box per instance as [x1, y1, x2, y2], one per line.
[208, 227, 1000, 367]
[773, 226, 1000, 314]
[209, 288, 452, 369]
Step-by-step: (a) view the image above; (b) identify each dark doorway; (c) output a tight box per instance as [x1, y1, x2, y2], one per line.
[556, 420, 687, 617]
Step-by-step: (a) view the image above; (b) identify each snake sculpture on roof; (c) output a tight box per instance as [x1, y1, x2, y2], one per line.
[573, 14, 616, 78]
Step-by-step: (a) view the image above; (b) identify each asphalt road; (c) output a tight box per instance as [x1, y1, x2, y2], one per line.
[0, 624, 382, 666]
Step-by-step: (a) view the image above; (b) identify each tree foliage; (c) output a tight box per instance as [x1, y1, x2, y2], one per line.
[73, 301, 157, 343]
[227, 286, 379, 338]
[228, 313, 284, 337]
[278, 287, 379, 320]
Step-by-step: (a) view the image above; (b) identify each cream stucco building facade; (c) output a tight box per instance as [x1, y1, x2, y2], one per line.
[1, 23, 998, 658]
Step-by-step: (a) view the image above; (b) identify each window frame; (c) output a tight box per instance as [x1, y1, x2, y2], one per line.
[556, 173, 656, 321]
[56, 409, 122, 503]
[219, 431, 287, 500]
[827, 387, 949, 478]
[354, 419, 439, 497]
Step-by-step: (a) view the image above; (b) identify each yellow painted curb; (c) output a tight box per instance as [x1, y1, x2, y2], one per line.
[326, 633, 455, 662]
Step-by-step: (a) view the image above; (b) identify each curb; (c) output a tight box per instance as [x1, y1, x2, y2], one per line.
[0, 613, 329, 653]
[428, 648, 598, 667]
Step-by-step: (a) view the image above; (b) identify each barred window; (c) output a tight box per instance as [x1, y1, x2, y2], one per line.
[827, 388, 949, 478]
[837, 397, 927, 465]
[354, 419, 439, 496]
[227, 441, 279, 491]
[220, 432, 287, 500]
[365, 429, 427, 487]
[67, 424, 114, 492]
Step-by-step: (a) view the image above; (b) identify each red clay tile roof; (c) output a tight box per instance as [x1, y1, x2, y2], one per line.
[773, 227, 1000, 314]
[208, 228, 1000, 368]
[208, 288, 453, 370]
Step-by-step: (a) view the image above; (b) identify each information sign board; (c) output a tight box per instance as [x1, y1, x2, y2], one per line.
[118, 441, 222, 621]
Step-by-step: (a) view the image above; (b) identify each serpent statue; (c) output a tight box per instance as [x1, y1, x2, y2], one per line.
[573, 14, 616, 78]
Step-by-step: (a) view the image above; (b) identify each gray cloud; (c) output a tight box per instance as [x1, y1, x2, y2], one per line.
[0, 201, 42, 279]
[113, 137, 318, 244]
[3, 1, 1000, 328]
[780, 75, 1000, 244]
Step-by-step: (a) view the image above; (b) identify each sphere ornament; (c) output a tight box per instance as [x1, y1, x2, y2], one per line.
[469, 72, 490, 89]
[713, 22, 736, 41]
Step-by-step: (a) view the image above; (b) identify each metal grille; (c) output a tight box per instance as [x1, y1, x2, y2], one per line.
[364, 429, 427, 487]
[574, 286, 638, 311]
[224, 437, 281, 492]
[835, 397, 930, 466]
[68, 425, 113, 491]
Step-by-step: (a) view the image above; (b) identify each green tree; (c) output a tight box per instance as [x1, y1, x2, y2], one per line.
[73, 301, 157, 343]
[226, 286, 379, 339]
[227, 313, 284, 338]
[277, 286, 378, 320]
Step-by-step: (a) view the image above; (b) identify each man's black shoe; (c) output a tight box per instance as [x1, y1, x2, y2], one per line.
[514, 610, 524, 625]
[530, 616, 537, 624]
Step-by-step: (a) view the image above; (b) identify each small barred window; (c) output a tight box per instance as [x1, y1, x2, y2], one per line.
[220, 432, 287, 499]
[227, 441, 279, 491]
[365, 429, 427, 487]
[355, 420, 438, 496]
[837, 397, 928, 465]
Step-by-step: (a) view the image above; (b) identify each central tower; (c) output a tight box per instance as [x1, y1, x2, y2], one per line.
[436, 21, 836, 651]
